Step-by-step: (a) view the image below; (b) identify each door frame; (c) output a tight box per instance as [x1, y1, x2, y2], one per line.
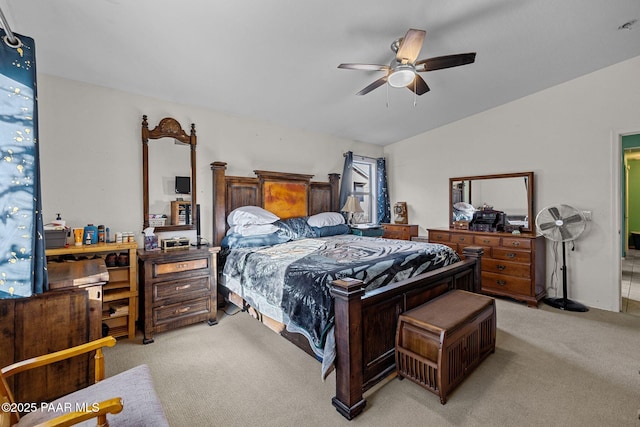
[612, 127, 640, 311]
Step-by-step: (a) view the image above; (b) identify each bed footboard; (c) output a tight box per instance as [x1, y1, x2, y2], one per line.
[329, 246, 483, 419]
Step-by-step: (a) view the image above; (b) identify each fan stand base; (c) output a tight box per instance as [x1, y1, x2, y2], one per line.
[543, 297, 589, 312]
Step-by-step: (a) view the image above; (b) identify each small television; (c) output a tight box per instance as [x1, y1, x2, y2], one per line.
[175, 176, 191, 195]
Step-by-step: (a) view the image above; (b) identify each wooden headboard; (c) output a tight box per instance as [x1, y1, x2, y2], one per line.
[210, 162, 340, 246]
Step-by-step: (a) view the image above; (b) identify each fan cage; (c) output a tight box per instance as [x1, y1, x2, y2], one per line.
[535, 204, 586, 242]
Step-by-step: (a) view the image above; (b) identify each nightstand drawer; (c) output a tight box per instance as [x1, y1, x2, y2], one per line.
[381, 224, 418, 240]
[153, 276, 211, 302]
[154, 296, 211, 324]
[154, 258, 209, 276]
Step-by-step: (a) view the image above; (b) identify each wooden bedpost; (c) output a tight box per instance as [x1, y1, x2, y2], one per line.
[211, 161, 228, 247]
[328, 173, 340, 212]
[330, 278, 366, 420]
[462, 246, 484, 293]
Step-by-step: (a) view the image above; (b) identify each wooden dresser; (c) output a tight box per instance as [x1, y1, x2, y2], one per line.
[427, 228, 546, 307]
[0, 262, 104, 405]
[381, 223, 418, 240]
[138, 246, 220, 343]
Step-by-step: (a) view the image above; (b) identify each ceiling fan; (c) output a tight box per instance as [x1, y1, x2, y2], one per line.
[338, 28, 476, 96]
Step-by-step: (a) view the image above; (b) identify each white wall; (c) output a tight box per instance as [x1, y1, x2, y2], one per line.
[384, 55, 640, 312]
[37, 75, 382, 246]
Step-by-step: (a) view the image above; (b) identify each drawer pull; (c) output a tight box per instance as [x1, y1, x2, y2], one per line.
[176, 263, 190, 270]
[496, 264, 506, 271]
[511, 241, 520, 247]
[506, 253, 517, 258]
[175, 284, 191, 291]
[482, 239, 490, 244]
[175, 306, 191, 314]
[496, 280, 507, 286]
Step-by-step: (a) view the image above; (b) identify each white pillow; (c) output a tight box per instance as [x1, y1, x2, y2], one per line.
[307, 212, 345, 227]
[227, 206, 280, 226]
[226, 224, 280, 236]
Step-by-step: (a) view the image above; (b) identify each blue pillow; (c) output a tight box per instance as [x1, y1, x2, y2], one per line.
[221, 232, 290, 249]
[312, 224, 350, 237]
[274, 217, 316, 240]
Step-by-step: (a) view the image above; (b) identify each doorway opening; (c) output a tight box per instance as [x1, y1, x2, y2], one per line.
[621, 133, 640, 316]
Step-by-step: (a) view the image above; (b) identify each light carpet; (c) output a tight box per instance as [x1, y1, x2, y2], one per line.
[104, 299, 640, 426]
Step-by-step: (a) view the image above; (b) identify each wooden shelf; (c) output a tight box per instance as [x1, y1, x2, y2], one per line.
[46, 241, 138, 339]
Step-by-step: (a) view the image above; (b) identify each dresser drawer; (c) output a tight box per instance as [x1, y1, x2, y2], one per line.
[482, 272, 531, 295]
[473, 235, 501, 247]
[451, 234, 474, 245]
[501, 237, 531, 250]
[482, 259, 531, 278]
[154, 296, 211, 324]
[428, 231, 450, 243]
[492, 248, 531, 263]
[153, 276, 211, 302]
[154, 257, 209, 276]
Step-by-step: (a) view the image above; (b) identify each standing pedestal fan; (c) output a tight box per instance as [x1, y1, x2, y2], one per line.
[535, 204, 589, 312]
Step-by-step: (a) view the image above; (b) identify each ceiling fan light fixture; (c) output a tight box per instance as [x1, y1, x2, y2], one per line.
[388, 65, 415, 88]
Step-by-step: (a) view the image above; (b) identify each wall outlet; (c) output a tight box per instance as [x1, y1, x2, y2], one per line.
[582, 210, 592, 221]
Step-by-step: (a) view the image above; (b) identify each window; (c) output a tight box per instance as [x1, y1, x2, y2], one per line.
[351, 155, 378, 224]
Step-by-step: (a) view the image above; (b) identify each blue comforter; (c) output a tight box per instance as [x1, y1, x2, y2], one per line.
[221, 234, 460, 352]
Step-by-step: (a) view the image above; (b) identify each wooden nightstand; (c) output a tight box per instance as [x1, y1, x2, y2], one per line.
[138, 246, 219, 343]
[381, 223, 418, 240]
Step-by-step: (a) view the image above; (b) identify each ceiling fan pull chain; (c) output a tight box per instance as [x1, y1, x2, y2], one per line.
[413, 79, 417, 107]
[386, 81, 389, 108]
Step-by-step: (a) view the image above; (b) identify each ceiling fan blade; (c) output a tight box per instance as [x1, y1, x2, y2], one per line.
[406, 74, 430, 95]
[356, 76, 388, 96]
[415, 53, 476, 72]
[396, 29, 426, 64]
[338, 63, 391, 72]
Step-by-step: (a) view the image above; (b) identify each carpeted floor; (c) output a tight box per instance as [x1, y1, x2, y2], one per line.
[104, 299, 640, 427]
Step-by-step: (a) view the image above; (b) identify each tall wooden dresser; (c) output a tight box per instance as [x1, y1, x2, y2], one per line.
[427, 228, 546, 307]
[138, 246, 220, 343]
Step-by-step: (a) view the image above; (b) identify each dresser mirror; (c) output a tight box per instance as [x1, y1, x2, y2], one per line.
[142, 115, 197, 232]
[449, 172, 534, 232]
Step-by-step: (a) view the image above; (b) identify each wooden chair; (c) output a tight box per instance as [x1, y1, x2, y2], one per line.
[0, 336, 168, 427]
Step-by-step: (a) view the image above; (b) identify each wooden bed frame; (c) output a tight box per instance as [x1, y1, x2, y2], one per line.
[210, 161, 483, 420]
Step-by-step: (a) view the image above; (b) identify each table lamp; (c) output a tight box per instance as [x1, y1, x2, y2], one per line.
[341, 195, 364, 225]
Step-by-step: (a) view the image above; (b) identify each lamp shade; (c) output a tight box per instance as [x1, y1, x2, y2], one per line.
[341, 195, 364, 213]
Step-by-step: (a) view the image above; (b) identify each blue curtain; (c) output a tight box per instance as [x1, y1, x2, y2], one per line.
[0, 29, 47, 298]
[376, 157, 390, 223]
[339, 151, 353, 210]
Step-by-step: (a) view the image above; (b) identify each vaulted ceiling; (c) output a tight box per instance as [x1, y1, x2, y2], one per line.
[2, 0, 639, 145]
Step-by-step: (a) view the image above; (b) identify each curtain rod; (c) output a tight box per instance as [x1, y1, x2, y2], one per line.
[343, 152, 384, 162]
[0, 6, 20, 48]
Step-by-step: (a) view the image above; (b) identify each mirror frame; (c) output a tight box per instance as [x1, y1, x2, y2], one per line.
[142, 115, 197, 232]
[449, 171, 534, 232]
